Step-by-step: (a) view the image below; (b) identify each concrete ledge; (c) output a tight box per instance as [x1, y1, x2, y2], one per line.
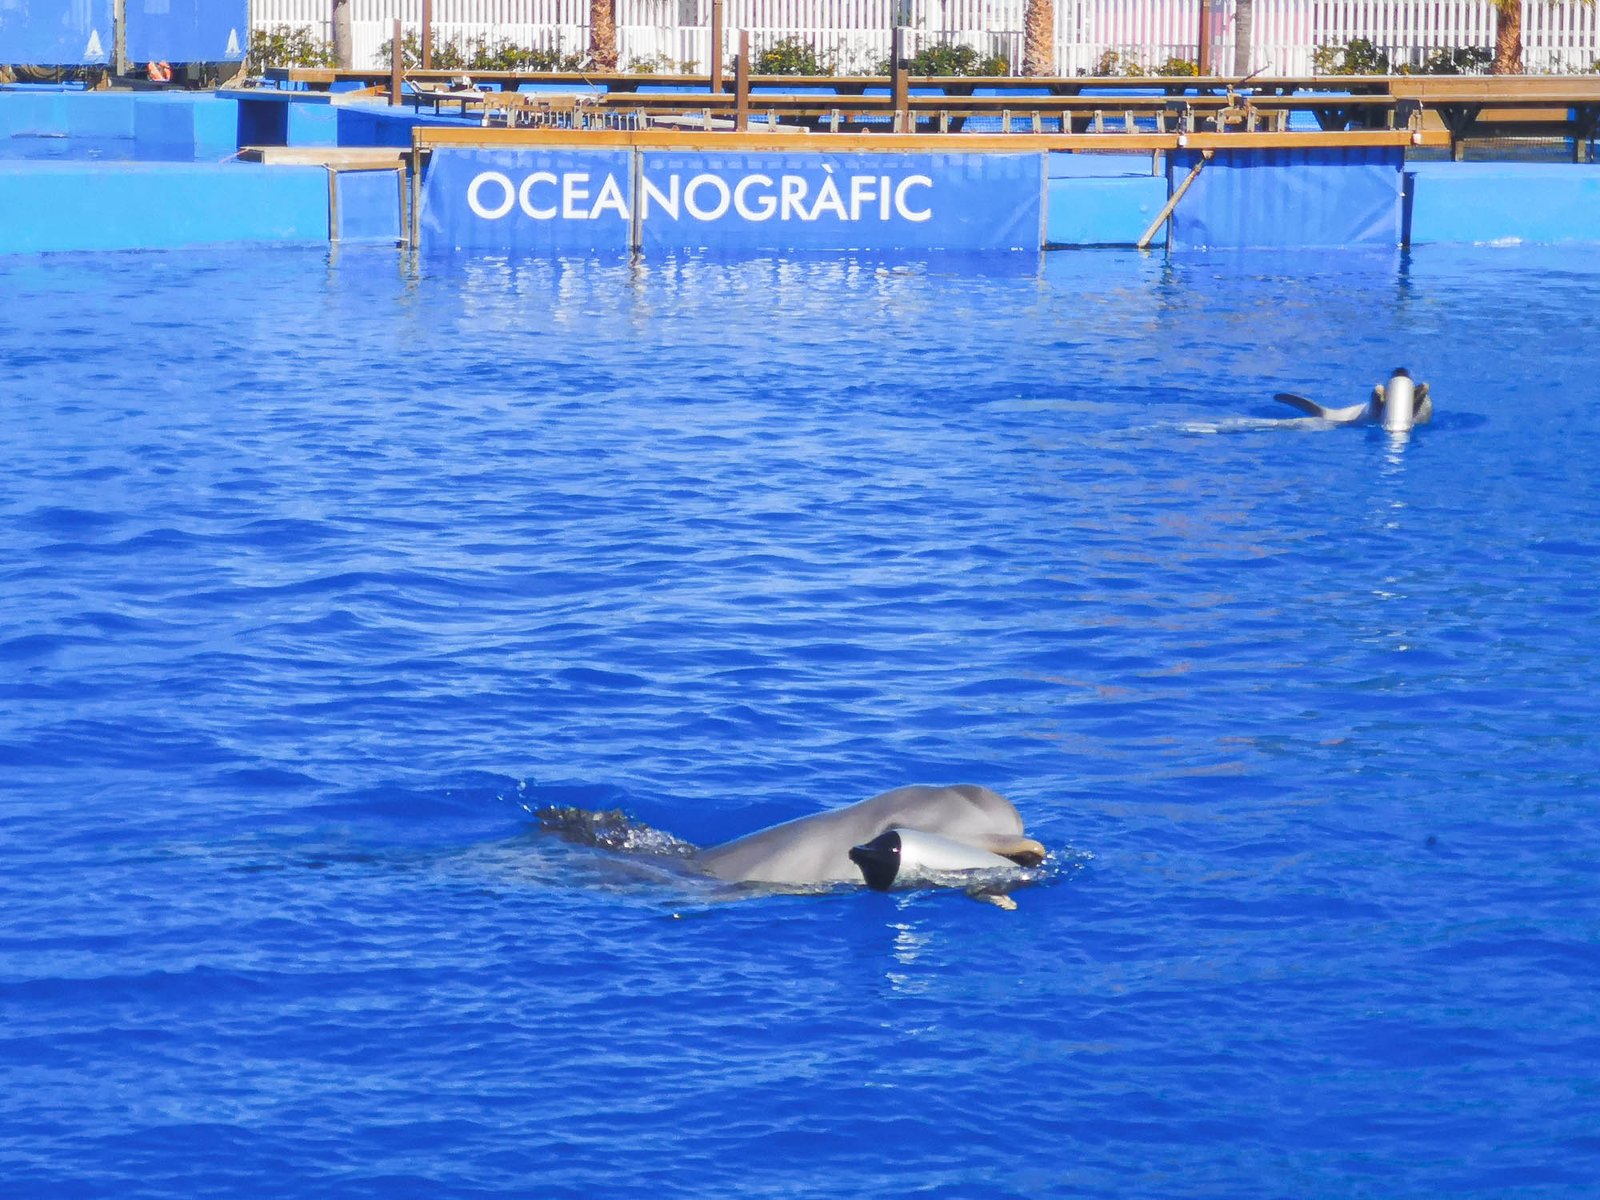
[0, 162, 329, 254]
[1407, 161, 1600, 244]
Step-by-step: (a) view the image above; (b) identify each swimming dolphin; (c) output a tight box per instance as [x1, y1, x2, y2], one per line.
[694, 783, 1046, 888]
[1275, 368, 1432, 433]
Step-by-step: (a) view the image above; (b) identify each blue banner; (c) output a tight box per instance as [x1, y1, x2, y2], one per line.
[0, 0, 113, 65]
[1169, 147, 1404, 251]
[421, 148, 635, 255]
[125, 0, 247, 63]
[420, 146, 1045, 255]
[637, 151, 1043, 253]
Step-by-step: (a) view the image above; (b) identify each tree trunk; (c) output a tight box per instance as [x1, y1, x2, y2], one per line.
[1023, 0, 1055, 77]
[589, 0, 619, 71]
[1492, 0, 1524, 74]
[1233, 0, 1254, 76]
[332, 0, 353, 70]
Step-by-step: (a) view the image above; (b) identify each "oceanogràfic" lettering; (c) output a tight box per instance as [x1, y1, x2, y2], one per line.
[465, 167, 935, 224]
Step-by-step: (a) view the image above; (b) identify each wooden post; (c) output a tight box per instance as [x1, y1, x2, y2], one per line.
[421, 0, 433, 71]
[891, 26, 909, 133]
[710, 0, 725, 93]
[734, 31, 750, 132]
[1197, 0, 1211, 76]
[389, 19, 403, 106]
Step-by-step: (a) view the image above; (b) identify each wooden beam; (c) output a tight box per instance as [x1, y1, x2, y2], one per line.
[710, 0, 724, 93]
[734, 31, 749, 133]
[413, 126, 1445, 154]
[388, 19, 402, 106]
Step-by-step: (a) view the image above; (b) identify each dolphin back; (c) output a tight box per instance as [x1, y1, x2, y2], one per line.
[696, 784, 1025, 886]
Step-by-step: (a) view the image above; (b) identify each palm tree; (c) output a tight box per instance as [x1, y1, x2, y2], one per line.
[589, 0, 618, 70]
[1234, 0, 1255, 75]
[1492, 0, 1525, 73]
[1023, 0, 1054, 76]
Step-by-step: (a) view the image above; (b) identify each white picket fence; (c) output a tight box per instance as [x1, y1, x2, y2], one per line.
[249, 0, 1600, 76]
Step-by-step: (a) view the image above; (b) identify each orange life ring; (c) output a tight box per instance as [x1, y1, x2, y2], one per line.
[147, 61, 172, 83]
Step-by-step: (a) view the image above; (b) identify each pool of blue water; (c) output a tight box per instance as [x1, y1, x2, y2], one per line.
[3, 243, 1598, 1198]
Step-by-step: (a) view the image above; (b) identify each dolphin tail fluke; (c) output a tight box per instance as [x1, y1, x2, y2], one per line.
[1274, 391, 1325, 417]
[1274, 392, 1371, 424]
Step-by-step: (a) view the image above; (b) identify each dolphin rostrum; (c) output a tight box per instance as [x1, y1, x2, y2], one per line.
[695, 784, 1045, 888]
[1275, 368, 1433, 433]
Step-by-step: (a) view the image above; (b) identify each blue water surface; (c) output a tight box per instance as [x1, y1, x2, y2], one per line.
[2, 243, 1598, 1198]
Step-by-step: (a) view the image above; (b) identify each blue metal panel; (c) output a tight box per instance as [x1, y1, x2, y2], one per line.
[1168, 146, 1404, 251]
[1407, 163, 1600, 245]
[0, 0, 113, 65]
[125, 0, 247, 63]
[1046, 175, 1167, 247]
[335, 169, 402, 245]
[420, 148, 635, 254]
[637, 150, 1043, 253]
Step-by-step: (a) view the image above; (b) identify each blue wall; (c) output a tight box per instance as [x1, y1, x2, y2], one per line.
[1406, 162, 1600, 245]
[0, 162, 329, 254]
[1046, 153, 1166, 247]
[10, 89, 1600, 255]
[125, 0, 247, 64]
[0, 0, 113, 65]
[0, 92, 238, 161]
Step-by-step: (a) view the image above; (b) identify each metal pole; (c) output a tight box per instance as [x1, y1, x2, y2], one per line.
[421, 0, 433, 71]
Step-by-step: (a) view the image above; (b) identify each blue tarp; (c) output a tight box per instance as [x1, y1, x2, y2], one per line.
[125, 0, 246, 63]
[0, 0, 114, 65]
[1168, 146, 1405, 250]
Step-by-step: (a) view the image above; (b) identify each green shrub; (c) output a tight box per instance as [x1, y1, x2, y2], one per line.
[248, 24, 335, 72]
[754, 36, 833, 76]
[1155, 56, 1199, 77]
[873, 41, 1008, 76]
[1415, 46, 1491, 75]
[1312, 38, 1391, 75]
[375, 30, 583, 73]
[1089, 50, 1144, 77]
[625, 52, 695, 74]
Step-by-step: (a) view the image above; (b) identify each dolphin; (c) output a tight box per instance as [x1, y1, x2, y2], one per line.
[1275, 368, 1433, 433]
[694, 783, 1046, 888]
